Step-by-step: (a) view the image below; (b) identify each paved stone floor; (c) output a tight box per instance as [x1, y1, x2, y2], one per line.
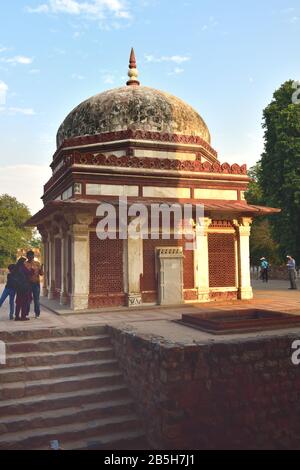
[0, 279, 299, 333]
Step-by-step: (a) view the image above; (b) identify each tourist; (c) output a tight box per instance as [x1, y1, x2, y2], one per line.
[25, 250, 43, 319]
[0, 264, 16, 320]
[260, 257, 269, 283]
[287, 256, 298, 290]
[14, 257, 32, 322]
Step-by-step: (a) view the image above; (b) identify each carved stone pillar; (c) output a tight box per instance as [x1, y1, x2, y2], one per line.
[37, 225, 49, 297]
[126, 235, 143, 307]
[195, 217, 211, 302]
[42, 234, 48, 297]
[69, 213, 93, 311]
[60, 227, 68, 306]
[235, 217, 253, 300]
[48, 232, 56, 300]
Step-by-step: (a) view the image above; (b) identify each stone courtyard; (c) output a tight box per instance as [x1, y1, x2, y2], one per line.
[0, 280, 299, 331]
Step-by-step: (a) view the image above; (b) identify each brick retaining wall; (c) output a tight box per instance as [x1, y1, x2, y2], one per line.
[109, 325, 300, 450]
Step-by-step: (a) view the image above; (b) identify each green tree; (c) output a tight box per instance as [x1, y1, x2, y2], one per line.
[0, 194, 34, 267]
[246, 164, 280, 265]
[249, 219, 280, 265]
[260, 80, 300, 264]
[245, 162, 264, 205]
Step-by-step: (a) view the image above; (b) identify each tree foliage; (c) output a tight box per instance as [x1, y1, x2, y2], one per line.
[260, 80, 300, 263]
[245, 162, 264, 206]
[249, 219, 280, 265]
[246, 163, 280, 264]
[0, 194, 36, 268]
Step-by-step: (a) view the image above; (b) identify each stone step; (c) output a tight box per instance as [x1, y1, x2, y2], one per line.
[0, 326, 108, 343]
[5, 346, 115, 368]
[54, 430, 148, 450]
[6, 335, 111, 354]
[0, 398, 135, 434]
[0, 370, 124, 400]
[0, 326, 147, 450]
[0, 384, 130, 417]
[0, 414, 140, 450]
[0, 359, 119, 383]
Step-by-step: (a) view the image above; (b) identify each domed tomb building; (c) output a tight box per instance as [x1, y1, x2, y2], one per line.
[28, 50, 279, 310]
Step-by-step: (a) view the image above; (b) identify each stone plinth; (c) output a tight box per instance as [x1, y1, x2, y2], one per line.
[109, 321, 300, 450]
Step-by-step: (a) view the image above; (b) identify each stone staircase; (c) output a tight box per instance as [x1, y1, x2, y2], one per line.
[0, 326, 146, 450]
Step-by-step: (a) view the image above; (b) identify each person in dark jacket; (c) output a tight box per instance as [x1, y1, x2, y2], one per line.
[0, 264, 16, 320]
[287, 255, 298, 290]
[13, 258, 32, 321]
[25, 250, 43, 319]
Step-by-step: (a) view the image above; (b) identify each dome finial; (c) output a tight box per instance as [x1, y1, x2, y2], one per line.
[126, 47, 140, 86]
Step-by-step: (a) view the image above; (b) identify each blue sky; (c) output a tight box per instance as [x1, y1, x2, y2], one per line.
[0, 0, 300, 213]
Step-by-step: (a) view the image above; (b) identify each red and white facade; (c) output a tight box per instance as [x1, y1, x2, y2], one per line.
[27, 50, 278, 310]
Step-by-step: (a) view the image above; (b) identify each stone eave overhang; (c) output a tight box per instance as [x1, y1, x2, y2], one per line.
[26, 198, 281, 227]
[51, 139, 217, 170]
[51, 130, 218, 165]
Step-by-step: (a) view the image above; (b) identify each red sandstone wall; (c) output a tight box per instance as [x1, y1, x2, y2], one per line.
[208, 233, 236, 288]
[89, 233, 125, 307]
[109, 326, 300, 450]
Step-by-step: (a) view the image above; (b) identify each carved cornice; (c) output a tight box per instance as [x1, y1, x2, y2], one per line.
[196, 217, 212, 235]
[158, 247, 184, 258]
[232, 217, 253, 236]
[53, 129, 218, 160]
[44, 151, 248, 195]
[210, 220, 234, 228]
[65, 212, 94, 227]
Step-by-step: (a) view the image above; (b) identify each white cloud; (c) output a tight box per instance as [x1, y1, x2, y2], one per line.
[0, 46, 8, 53]
[145, 54, 190, 64]
[1, 56, 33, 65]
[0, 165, 50, 214]
[26, 0, 131, 20]
[0, 81, 8, 105]
[29, 68, 41, 74]
[0, 107, 36, 116]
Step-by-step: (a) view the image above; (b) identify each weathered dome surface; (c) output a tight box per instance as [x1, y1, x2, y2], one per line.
[56, 86, 211, 148]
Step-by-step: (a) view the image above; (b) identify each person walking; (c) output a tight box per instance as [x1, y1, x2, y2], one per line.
[13, 257, 32, 321]
[260, 257, 269, 283]
[0, 264, 16, 320]
[287, 256, 298, 290]
[25, 250, 43, 319]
